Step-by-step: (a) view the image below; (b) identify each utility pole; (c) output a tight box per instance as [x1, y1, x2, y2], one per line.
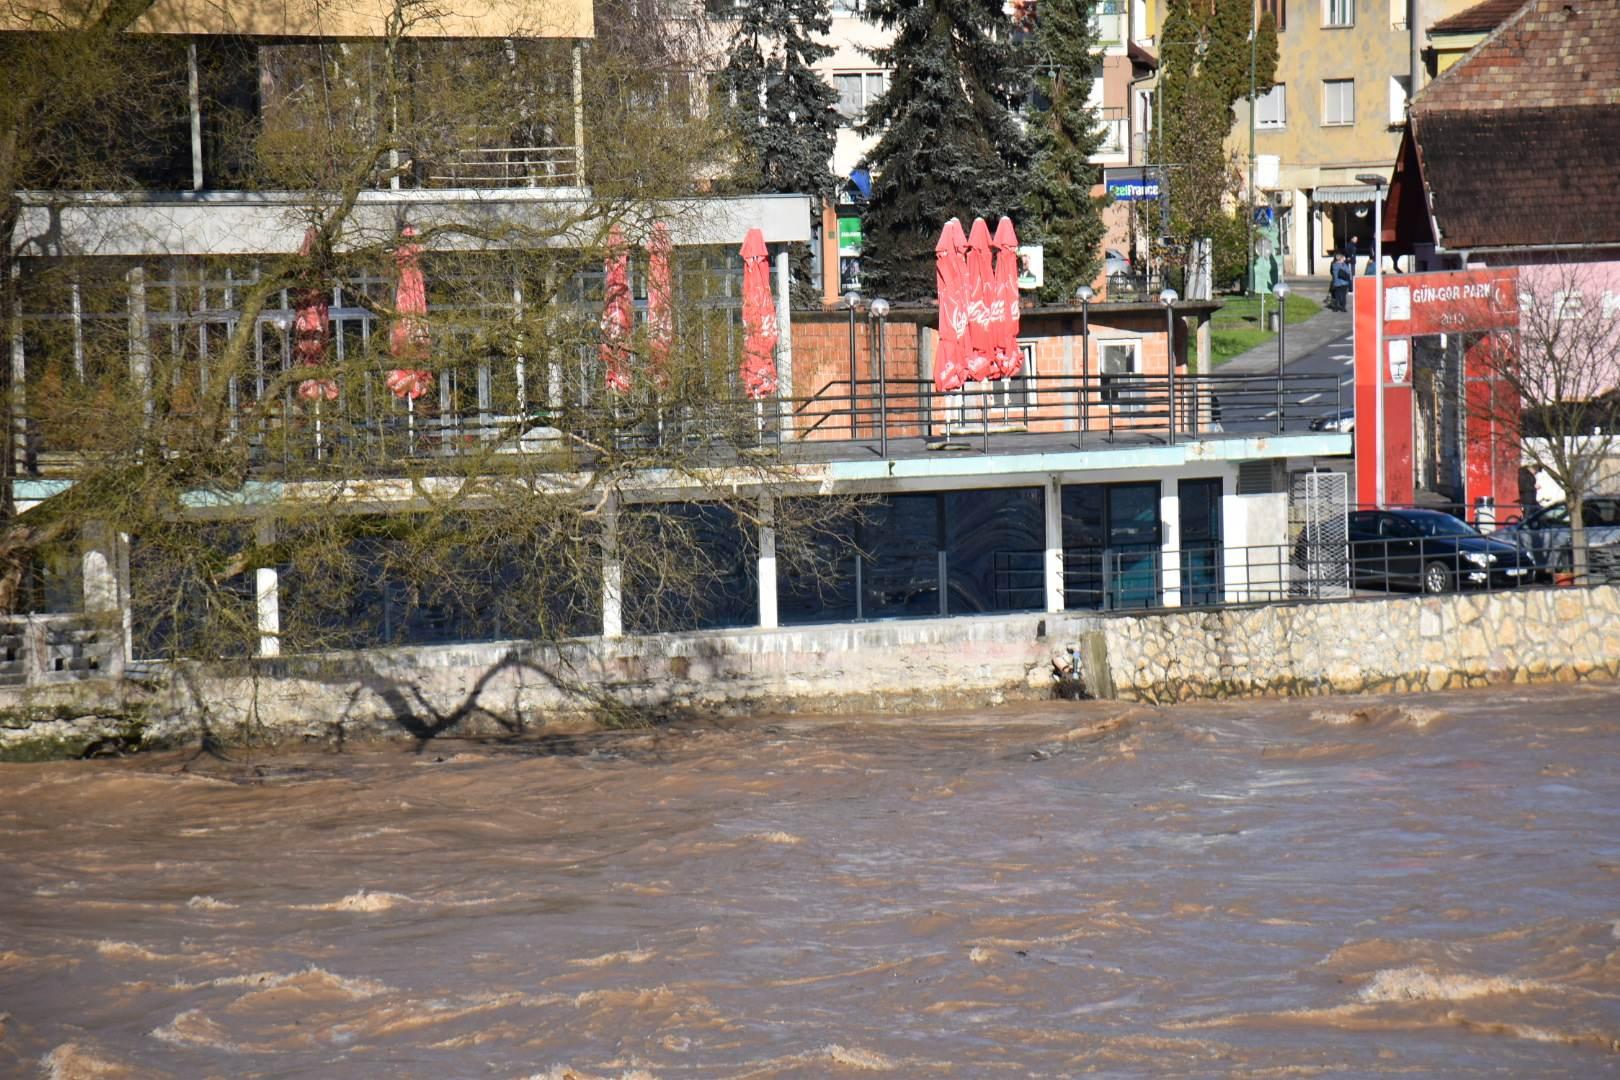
[1246, 0, 1258, 296]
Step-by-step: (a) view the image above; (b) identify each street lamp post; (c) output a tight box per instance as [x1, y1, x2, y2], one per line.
[1357, 173, 1389, 506]
[870, 297, 890, 458]
[1160, 287, 1179, 445]
[1273, 281, 1290, 433]
[844, 289, 861, 437]
[1076, 284, 1094, 448]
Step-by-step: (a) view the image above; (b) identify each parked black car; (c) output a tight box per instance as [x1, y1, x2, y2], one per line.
[1345, 509, 1543, 593]
[1497, 496, 1620, 582]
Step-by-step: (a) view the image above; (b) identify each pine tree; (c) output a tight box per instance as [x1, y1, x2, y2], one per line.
[713, 0, 839, 303]
[1024, 0, 1110, 304]
[858, 0, 1033, 301]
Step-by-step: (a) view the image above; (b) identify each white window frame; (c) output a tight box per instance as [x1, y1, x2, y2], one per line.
[1322, 79, 1355, 126]
[833, 70, 886, 125]
[1323, 0, 1354, 26]
[1256, 84, 1286, 129]
[1098, 339, 1145, 413]
[1388, 75, 1410, 125]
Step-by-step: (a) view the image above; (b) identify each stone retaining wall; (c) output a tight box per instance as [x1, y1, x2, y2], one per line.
[1096, 585, 1620, 703]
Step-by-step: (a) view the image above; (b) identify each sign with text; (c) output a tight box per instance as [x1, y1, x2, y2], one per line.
[1103, 166, 1162, 202]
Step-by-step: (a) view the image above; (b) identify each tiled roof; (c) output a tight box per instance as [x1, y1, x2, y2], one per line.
[1428, 0, 1529, 34]
[1412, 106, 1620, 247]
[1408, 0, 1620, 249]
[1415, 0, 1620, 112]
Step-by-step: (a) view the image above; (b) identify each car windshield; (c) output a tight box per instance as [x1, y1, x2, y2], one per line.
[1406, 512, 1477, 537]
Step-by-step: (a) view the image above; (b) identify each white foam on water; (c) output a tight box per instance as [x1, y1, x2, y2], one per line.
[187, 895, 236, 910]
[295, 889, 413, 912]
[1357, 967, 1544, 1003]
[568, 949, 654, 968]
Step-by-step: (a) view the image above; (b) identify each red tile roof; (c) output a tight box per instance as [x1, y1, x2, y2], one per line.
[1428, 0, 1529, 35]
[1409, 0, 1620, 249]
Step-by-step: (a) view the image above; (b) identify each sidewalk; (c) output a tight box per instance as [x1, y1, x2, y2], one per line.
[1217, 282, 1351, 375]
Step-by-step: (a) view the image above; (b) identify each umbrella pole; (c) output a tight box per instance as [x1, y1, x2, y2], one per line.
[314, 400, 323, 461]
[407, 396, 415, 453]
[755, 398, 764, 445]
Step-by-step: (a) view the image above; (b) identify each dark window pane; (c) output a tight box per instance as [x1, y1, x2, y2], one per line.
[943, 487, 1044, 614]
[859, 493, 940, 619]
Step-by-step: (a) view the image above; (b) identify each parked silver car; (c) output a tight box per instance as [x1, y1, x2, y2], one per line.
[1498, 496, 1620, 581]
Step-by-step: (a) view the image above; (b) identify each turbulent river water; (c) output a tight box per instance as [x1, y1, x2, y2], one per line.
[3, 682, 1620, 1078]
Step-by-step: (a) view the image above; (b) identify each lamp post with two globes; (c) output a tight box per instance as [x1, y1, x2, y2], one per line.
[1075, 284, 1094, 447]
[1160, 287, 1179, 445]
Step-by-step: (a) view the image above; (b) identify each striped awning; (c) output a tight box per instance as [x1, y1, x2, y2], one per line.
[1314, 184, 1381, 205]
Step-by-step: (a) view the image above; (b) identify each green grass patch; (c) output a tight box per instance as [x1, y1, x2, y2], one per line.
[1209, 291, 1322, 368]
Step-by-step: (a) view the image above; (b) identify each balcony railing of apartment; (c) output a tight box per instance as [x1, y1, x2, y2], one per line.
[423, 145, 583, 188]
[1091, 1, 1128, 44]
[1095, 107, 1128, 156]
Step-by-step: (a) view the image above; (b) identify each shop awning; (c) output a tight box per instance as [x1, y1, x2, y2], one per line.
[1314, 184, 1381, 205]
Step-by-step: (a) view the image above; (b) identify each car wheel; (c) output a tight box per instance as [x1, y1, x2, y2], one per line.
[1422, 560, 1451, 595]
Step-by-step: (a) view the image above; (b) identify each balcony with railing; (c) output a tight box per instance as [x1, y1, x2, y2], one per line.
[1092, 107, 1129, 162]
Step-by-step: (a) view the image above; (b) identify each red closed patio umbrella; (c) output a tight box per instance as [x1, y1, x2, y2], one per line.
[963, 217, 996, 383]
[647, 221, 674, 389]
[991, 216, 1023, 378]
[933, 218, 969, 393]
[739, 227, 779, 399]
[293, 228, 337, 403]
[387, 225, 433, 403]
[601, 226, 633, 394]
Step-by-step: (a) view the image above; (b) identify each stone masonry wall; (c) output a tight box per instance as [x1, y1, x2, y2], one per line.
[1098, 585, 1620, 703]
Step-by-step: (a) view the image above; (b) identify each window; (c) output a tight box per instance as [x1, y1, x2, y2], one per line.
[1322, 79, 1355, 126]
[830, 0, 864, 12]
[1388, 75, 1410, 125]
[833, 71, 886, 124]
[1324, 0, 1353, 25]
[1099, 340, 1144, 411]
[1261, 0, 1287, 31]
[1256, 84, 1286, 128]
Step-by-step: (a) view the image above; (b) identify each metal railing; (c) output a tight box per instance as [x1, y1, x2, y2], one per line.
[424, 145, 581, 188]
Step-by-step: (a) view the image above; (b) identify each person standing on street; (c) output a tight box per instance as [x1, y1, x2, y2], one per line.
[1329, 253, 1352, 312]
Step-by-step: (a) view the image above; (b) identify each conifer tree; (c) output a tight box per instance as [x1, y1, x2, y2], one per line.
[713, 0, 839, 302]
[1023, 0, 1109, 304]
[858, 0, 1033, 301]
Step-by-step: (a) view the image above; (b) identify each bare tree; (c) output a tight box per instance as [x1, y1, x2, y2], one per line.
[1478, 262, 1620, 580]
[2, 0, 857, 677]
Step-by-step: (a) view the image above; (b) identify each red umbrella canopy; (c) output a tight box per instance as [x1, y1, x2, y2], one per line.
[647, 221, 675, 389]
[739, 227, 779, 400]
[934, 218, 969, 394]
[293, 227, 337, 402]
[991, 216, 1023, 379]
[601, 226, 633, 394]
[963, 217, 996, 383]
[387, 225, 433, 401]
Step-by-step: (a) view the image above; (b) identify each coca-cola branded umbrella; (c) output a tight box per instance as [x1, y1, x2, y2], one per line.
[991, 216, 1023, 378]
[388, 225, 433, 400]
[293, 228, 337, 403]
[963, 217, 997, 383]
[933, 218, 969, 394]
[739, 227, 779, 400]
[601, 226, 633, 394]
[647, 221, 674, 389]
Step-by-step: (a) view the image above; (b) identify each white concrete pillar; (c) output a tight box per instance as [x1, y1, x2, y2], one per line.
[9, 263, 24, 468]
[774, 247, 793, 436]
[1044, 477, 1065, 613]
[254, 518, 280, 657]
[187, 41, 204, 191]
[757, 494, 779, 629]
[601, 494, 623, 639]
[1159, 488, 1181, 608]
[127, 265, 152, 422]
[80, 522, 128, 675]
[572, 42, 586, 181]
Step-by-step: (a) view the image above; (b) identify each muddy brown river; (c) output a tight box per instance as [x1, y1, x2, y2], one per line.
[3, 682, 1619, 1077]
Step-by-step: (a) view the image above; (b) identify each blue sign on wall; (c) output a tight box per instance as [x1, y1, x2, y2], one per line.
[1106, 178, 1161, 201]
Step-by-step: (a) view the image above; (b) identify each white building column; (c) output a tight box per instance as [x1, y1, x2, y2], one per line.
[127, 265, 152, 422]
[1159, 487, 1181, 608]
[254, 518, 280, 657]
[9, 264, 24, 468]
[1044, 476, 1065, 613]
[757, 494, 779, 629]
[601, 494, 623, 639]
[774, 247, 793, 436]
[80, 521, 129, 675]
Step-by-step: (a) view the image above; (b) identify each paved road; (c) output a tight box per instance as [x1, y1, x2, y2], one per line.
[1218, 289, 1356, 433]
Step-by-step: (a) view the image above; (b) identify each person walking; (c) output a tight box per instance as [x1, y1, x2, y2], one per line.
[1329, 253, 1352, 312]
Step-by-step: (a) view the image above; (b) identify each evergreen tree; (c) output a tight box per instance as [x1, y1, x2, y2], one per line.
[859, 0, 1033, 301]
[713, 0, 839, 303]
[1155, 0, 1277, 279]
[1024, 0, 1110, 304]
